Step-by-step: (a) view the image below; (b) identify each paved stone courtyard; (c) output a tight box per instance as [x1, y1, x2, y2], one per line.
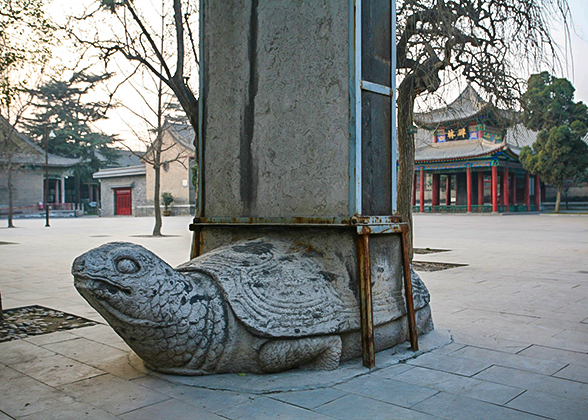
[1, 214, 587, 419]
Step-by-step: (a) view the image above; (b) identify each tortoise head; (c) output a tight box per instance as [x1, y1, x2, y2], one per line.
[72, 242, 188, 327]
[72, 242, 228, 373]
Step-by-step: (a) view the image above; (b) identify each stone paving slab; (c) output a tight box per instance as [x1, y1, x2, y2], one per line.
[18, 402, 119, 420]
[216, 397, 334, 420]
[474, 365, 588, 402]
[411, 392, 546, 420]
[118, 399, 226, 420]
[392, 366, 524, 405]
[506, 390, 588, 420]
[1, 215, 588, 419]
[58, 374, 171, 416]
[315, 393, 441, 420]
[450, 345, 567, 375]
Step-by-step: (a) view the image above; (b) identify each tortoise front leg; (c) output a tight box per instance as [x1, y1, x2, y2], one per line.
[258, 335, 342, 372]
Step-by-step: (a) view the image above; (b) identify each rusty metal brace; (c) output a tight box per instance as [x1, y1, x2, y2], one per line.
[356, 222, 418, 369]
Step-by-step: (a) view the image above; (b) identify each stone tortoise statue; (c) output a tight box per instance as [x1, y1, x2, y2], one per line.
[72, 239, 432, 375]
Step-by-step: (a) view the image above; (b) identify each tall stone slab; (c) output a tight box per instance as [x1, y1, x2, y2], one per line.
[201, 1, 350, 217]
[195, 0, 433, 367]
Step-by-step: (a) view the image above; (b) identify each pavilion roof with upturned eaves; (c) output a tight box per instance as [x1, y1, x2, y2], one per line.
[414, 84, 493, 128]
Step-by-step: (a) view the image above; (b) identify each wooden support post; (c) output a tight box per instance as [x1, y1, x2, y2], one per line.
[535, 174, 541, 211]
[357, 233, 375, 368]
[525, 171, 530, 211]
[466, 167, 472, 212]
[400, 224, 418, 351]
[432, 174, 440, 207]
[445, 174, 451, 206]
[419, 168, 425, 213]
[492, 165, 498, 212]
[503, 167, 509, 211]
[477, 172, 484, 205]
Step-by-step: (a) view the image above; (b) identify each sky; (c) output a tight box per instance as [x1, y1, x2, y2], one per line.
[556, 0, 588, 103]
[45, 0, 588, 147]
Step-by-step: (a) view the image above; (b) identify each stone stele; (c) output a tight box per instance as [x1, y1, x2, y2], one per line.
[72, 239, 433, 375]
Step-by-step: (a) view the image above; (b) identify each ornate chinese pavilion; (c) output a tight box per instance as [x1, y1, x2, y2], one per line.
[413, 85, 542, 213]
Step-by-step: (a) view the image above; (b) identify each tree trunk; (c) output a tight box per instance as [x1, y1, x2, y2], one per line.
[555, 184, 562, 213]
[152, 11, 165, 238]
[7, 165, 14, 228]
[152, 165, 162, 236]
[397, 76, 418, 260]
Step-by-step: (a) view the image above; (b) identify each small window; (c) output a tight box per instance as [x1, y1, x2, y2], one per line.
[162, 162, 169, 172]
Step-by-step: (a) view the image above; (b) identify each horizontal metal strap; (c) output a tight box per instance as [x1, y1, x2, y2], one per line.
[361, 80, 392, 97]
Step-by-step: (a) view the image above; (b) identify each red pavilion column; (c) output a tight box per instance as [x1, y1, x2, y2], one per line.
[419, 168, 425, 213]
[534, 174, 541, 211]
[503, 167, 510, 211]
[432, 174, 440, 207]
[492, 165, 498, 212]
[511, 174, 517, 205]
[466, 167, 472, 212]
[499, 171, 504, 205]
[477, 172, 484, 206]
[524, 171, 531, 211]
[445, 175, 451, 206]
[412, 173, 417, 206]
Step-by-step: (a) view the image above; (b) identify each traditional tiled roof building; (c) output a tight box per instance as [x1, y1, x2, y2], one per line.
[413, 85, 542, 213]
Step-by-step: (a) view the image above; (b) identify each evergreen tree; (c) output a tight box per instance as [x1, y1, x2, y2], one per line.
[519, 73, 588, 213]
[24, 71, 119, 204]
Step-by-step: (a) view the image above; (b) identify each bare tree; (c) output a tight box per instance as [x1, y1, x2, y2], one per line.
[67, 0, 198, 146]
[116, 66, 191, 236]
[106, 1, 192, 236]
[0, 0, 53, 228]
[395, 0, 569, 258]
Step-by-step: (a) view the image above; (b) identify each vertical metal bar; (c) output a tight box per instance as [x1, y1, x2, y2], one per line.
[193, 0, 205, 261]
[349, 0, 357, 217]
[197, 0, 204, 219]
[400, 224, 418, 351]
[390, 0, 397, 214]
[357, 232, 375, 368]
[353, 0, 362, 215]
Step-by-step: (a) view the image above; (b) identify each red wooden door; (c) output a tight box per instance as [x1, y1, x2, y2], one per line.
[114, 188, 132, 215]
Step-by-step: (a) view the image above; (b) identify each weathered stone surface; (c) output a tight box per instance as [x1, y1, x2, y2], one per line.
[72, 239, 432, 375]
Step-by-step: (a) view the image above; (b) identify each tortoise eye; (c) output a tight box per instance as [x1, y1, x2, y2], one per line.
[116, 258, 140, 274]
